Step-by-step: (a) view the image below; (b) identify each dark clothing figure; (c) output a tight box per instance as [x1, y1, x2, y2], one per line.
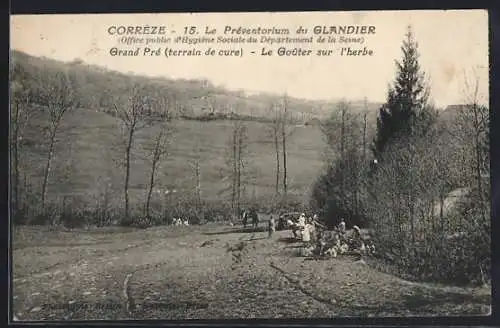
[351, 225, 363, 250]
[268, 216, 276, 238]
[352, 225, 361, 239]
[316, 231, 326, 256]
[251, 210, 259, 229]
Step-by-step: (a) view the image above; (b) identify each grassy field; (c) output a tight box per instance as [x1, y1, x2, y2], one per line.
[20, 106, 326, 210]
[12, 223, 491, 320]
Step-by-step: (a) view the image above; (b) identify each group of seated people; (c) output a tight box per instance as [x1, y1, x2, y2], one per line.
[320, 218, 375, 256]
[295, 216, 376, 257]
[172, 217, 190, 226]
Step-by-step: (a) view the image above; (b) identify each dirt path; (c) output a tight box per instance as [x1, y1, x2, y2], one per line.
[12, 224, 491, 320]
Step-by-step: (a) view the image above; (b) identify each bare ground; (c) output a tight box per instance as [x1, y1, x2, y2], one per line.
[12, 223, 491, 321]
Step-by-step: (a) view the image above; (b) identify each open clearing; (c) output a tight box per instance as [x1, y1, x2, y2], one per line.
[12, 223, 490, 320]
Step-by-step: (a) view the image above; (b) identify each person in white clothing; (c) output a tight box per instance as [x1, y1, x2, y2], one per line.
[338, 218, 346, 234]
[302, 223, 312, 243]
[298, 213, 306, 227]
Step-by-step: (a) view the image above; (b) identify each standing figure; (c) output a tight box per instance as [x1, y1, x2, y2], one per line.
[268, 215, 276, 238]
[294, 213, 306, 240]
[251, 209, 259, 229]
[338, 218, 346, 235]
[316, 231, 326, 256]
[352, 225, 361, 239]
[298, 213, 306, 227]
[337, 218, 347, 245]
[242, 210, 248, 228]
[288, 219, 298, 239]
[351, 225, 363, 250]
[302, 222, 315, 244]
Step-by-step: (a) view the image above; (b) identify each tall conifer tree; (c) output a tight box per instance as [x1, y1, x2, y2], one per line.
[373, 25, 433, 158]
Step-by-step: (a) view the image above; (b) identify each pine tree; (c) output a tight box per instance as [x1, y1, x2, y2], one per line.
[373, 25, 433, 158]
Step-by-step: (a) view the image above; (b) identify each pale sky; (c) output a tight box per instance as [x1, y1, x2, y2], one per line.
[11, 10, 489, 108]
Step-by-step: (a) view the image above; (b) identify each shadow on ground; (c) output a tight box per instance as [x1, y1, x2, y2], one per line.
[14, 241, 115, 250]
[400, 287, 491, 314]
[278, 236, 300, 244]
[203, 226, 268, 235]
[246, 237, 268, 241]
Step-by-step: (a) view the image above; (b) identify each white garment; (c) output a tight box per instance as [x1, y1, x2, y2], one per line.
[339, 221, 346, 233]
[302, 224, 314, 242]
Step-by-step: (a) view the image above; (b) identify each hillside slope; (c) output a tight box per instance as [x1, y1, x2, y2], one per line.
[21, 107, 327, 209]
[11, 49, 383, 123]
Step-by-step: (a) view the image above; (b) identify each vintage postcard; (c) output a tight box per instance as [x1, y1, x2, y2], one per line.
[10, 10, 490, 321]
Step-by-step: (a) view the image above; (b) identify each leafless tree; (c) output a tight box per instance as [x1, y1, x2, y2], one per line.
[362, 97, 369, 163]
[281, 94, 288, 195]
[319, 100, 361, 212]
[10, 61, 34, 217]
[339, 101, 349, 199]
[143, 90, 175, 220]
[267, 98, 301, 199]
[144, 126, 171, 220]
[454, 68, 490, 227]
[36, 68, 79, 209]
[189, 127, 204, 208]
[113, 82, 151, 220]
[228, 119, 248, 220]
[266, 102, 281, 195]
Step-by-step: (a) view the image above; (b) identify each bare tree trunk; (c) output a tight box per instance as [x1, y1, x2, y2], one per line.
[462, 73, 488, 224]
[270, 103, 281, 196]
[438, 195, 445, 252]
[354, 175, 359, 219]
[361, 112, 367, 219]
[41, 128, 57, 209]
[145, 128, 170, 220]
[363, 112, 367, 162]
[11, 102, 21, 218]
[396, 195, 405, 260]
[36, 70, 76, 213]
[11, 94, 32, 221]
[236, 126, 242, 219]
[340, 105, 346, 208]
[124, 128, 134, 220]
[232, 126, 237, 218]
[195, 159, 202, 205]
[341, 107, 346, 159]
[409, 195, 415, 246]
[439, 196, 444, 222]
[145, 160, 157, 219]
[473, 123, 485, 223]
[282, 96, 288, 195]
[274, 126, 280, 195]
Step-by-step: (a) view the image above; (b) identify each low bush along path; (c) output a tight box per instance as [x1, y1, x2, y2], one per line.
[12, 223, 490, 320]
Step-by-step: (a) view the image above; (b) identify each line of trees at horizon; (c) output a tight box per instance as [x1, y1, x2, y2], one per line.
[11, 50, 347, 125]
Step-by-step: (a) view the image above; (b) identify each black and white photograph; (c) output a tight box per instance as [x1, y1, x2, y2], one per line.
[9, 9, 491, 320]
